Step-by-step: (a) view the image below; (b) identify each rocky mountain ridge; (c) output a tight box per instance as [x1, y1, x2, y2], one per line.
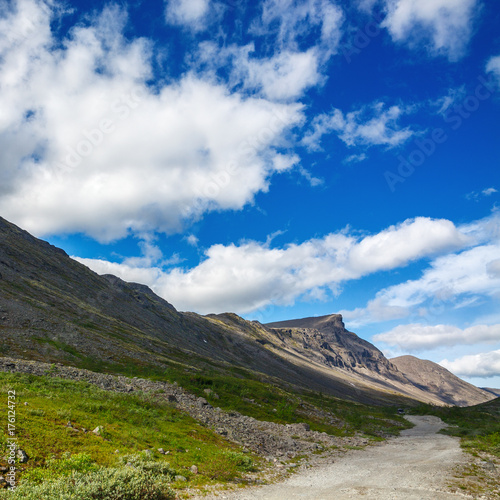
[266, 315, 408, 381]
[0, 216, 494, 407]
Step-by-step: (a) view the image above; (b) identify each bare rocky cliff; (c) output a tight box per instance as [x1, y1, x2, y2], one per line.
[265, 317, 494, 407]
[266, 315, 409, 381]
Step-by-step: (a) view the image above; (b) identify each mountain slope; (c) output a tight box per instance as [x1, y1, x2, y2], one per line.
[266, 316, 494, 407]
[0, 216, 493, 407]
[0, 216, 407, 404]
[266, 314, 408, 381]
[390, 355, 493, 407]
[482, 388, 500, 397]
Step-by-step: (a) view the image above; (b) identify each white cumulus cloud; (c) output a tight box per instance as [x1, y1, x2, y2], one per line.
[0, 1, 304, 242]
[341, 213, 500, 327]
[375, 323, 500, 351]
[75, 216, 468, 314]
[381, 0, 480, 61]
[440, 350, 500, 378]
[198, 42, 322, 101]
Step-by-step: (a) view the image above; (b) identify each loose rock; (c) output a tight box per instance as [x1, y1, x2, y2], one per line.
[16, 449, 29, 463]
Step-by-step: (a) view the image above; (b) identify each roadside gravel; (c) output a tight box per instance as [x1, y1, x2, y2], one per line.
[202, 416, 476, 499]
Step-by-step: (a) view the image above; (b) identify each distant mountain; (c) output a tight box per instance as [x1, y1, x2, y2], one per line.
[266, 316, 494, 406]
[266, 314, 409, 381]
[482, 388, 500, 397]
[390, 355, 493, 407]
[0, 216, 494, 407]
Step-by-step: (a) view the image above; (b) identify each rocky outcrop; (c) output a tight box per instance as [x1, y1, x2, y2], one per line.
[0, 357, 371, 460]
[266, 314, 409, 383]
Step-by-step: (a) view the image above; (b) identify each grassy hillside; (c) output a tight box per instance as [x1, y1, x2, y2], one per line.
[0, 372, 260, 498]
[0, 367, 410, 498]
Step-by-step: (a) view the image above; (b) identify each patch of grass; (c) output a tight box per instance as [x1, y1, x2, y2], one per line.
[0, 372, 261, 494]
[43, 358, 411, 440]
[22, 452, 99, 483]
[200, 451, 255, 481]
[32, 338, 82, 358]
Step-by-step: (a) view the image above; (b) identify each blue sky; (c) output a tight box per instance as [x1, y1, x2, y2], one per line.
[1, 0, 500, 387]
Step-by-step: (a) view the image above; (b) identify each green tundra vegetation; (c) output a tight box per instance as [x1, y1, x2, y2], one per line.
[0, 366, 410, 499]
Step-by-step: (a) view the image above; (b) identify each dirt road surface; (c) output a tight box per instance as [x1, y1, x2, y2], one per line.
[213, 416, 473, 499]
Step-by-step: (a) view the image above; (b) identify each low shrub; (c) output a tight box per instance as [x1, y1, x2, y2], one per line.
[223, 451, 255, 472]
[1, 453, 177, 500]
[22, 452, 99, 483]
[1, 466, 175, 500]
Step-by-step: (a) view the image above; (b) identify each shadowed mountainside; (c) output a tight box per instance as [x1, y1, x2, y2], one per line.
[0, 216, 494, 407]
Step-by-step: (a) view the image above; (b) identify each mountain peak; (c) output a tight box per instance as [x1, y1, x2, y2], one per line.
[0, 216, 495, 407]
[266, 313, 345, 331]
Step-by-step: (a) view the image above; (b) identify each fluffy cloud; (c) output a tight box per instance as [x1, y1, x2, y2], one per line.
[198, 42, 322, 100]
[487, 55, 500, 87]
[375, 244, 500, 308]
[75, 216, 468, 314]
[341, 214, 500, 326]
[165, 0, 211, 31]
[195, 1, 344, 101]
[255, 0, 343, 54]
[347, 217, 466, 274]
[374, 323, 500, 350]
[0, 1, 304, 241]
[440, 350, 500, 378]
[381, 0, 479, 61]
[303, 102, 415, 151]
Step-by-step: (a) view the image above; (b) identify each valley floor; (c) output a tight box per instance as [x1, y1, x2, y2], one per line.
[202, 416, 482, 500]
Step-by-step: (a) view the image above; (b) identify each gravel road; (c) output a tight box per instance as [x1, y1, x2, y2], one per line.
[213, 416, 472, 499]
